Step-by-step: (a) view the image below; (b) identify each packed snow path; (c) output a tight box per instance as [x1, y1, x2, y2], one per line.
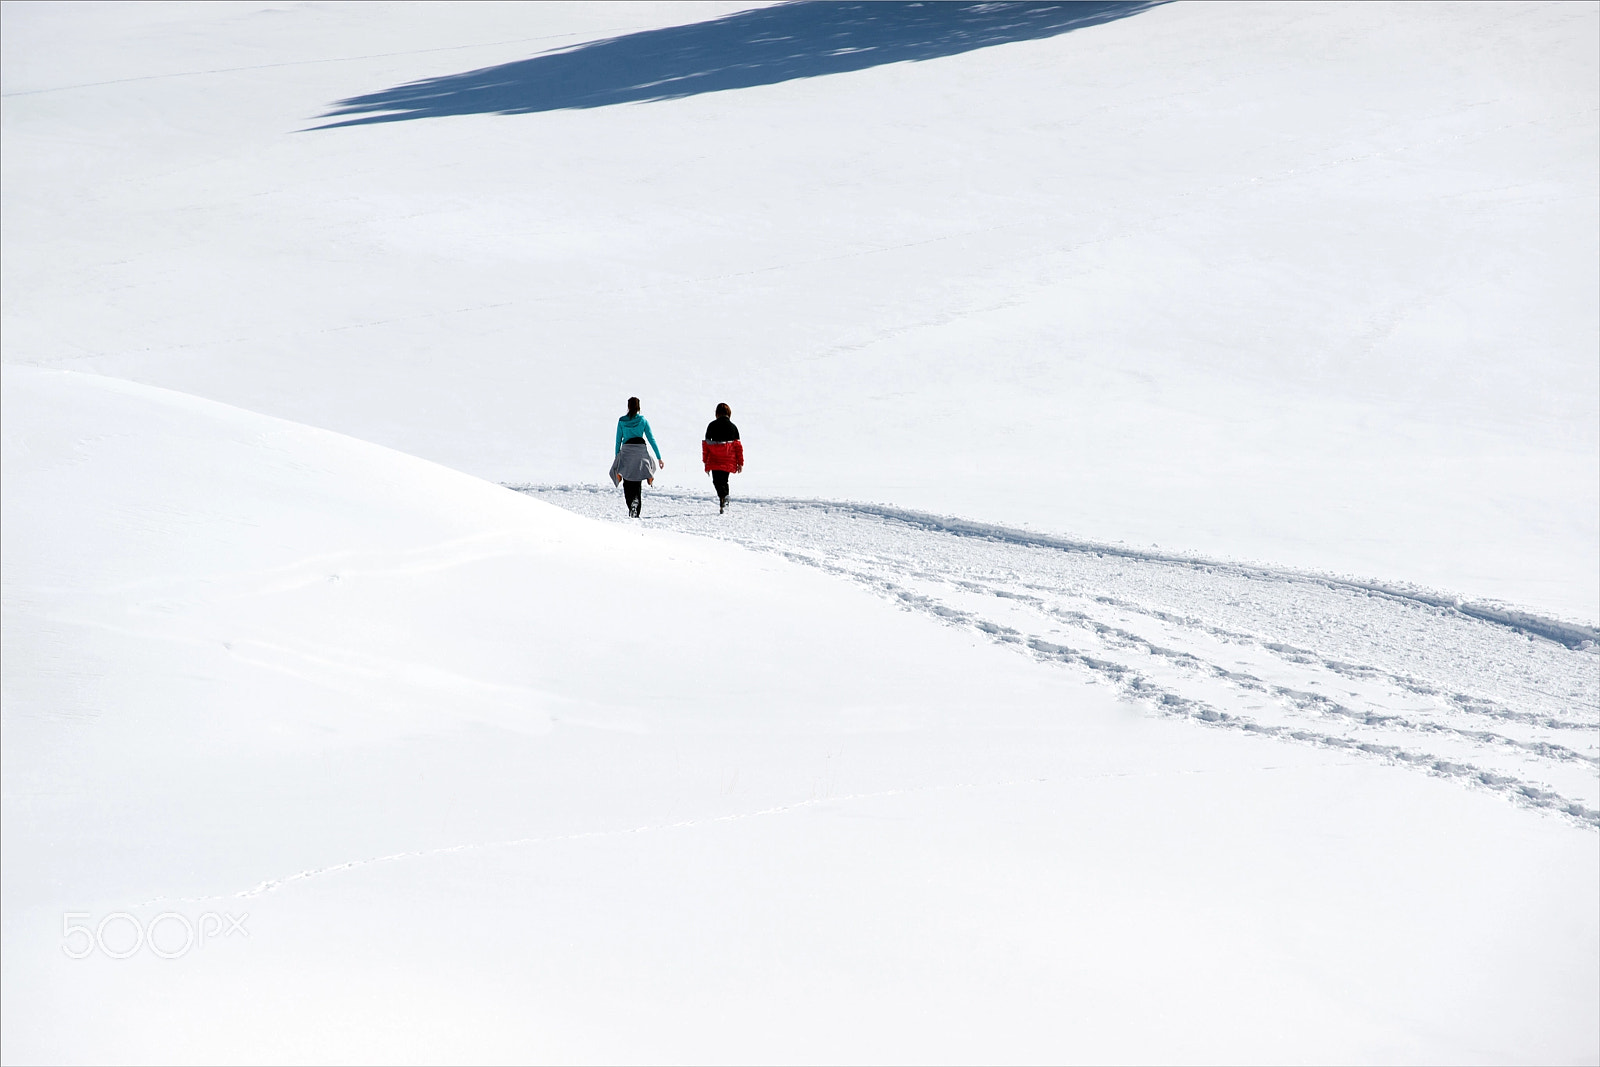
[520, 485, 1600, 826]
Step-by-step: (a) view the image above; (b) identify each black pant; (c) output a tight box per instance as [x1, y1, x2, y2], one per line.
[711, 470, 730, 501]
[623, 480, 642, 517]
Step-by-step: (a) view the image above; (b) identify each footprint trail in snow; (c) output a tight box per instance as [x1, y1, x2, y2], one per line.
[519, 484, 1600, 826]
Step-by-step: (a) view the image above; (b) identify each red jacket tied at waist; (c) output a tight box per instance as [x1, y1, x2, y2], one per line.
[702, 439, 744, 473]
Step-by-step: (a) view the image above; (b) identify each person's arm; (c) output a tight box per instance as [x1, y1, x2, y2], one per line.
[644, 419, 663, 464]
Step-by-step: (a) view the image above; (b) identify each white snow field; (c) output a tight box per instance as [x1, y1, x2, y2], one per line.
[3, 1, 1598, 1064]
[5, 366, 1597, 1065]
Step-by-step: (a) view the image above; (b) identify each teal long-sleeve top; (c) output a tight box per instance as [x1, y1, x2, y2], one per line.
[615, 414, 663, 461]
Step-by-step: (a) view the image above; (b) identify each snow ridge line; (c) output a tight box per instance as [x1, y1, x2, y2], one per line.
[510, 484, 1597, 648]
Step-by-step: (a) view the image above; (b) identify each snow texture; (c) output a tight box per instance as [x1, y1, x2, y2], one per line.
[524, 484, 1600, 825]
[3, 1, 1598, 1063]
[7, 365, 1598, 1064]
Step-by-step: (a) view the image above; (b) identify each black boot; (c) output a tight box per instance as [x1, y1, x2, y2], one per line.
[718, 496, 727, 514]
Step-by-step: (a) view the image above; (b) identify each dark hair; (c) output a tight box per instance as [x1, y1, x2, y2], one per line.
[627, 396, 640, 416]
[715, 402, 731, 419]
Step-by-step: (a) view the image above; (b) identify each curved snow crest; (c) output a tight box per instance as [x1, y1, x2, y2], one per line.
[518, 484, 1600, 827]
[514, 484, 1600, 644]
[567, 487, 1598, 647]
[2, 367, 602, 748]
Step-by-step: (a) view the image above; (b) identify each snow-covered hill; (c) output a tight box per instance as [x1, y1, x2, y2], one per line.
[4, 366, 1597, 1064]
[3, 0, 1595, 617]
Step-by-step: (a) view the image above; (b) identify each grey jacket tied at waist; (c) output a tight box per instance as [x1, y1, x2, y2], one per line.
[610, 439, 658, 482]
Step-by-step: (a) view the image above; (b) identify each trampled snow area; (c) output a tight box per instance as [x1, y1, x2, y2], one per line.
[3, 2, 1598, 1064]
[525, 484, 1600, 823]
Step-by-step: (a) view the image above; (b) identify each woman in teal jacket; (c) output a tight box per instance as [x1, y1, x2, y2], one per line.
[610, 396, 664, 518]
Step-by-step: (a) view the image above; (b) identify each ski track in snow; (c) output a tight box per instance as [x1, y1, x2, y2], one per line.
[518, 484, 1600, 828]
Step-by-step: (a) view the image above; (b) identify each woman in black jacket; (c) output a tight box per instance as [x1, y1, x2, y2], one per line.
[701, 403, 743, 514]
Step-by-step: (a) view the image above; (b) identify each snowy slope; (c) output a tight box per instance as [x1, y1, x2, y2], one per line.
[5, 366, 1597, 1064]
[526, 483, 1600, 824]
[3, 1, 1596, 618]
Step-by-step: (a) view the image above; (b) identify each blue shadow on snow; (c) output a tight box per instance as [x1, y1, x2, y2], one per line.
[314, 1, 1166, 128]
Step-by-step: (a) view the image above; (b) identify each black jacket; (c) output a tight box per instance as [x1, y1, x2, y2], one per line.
[705, 417, 740, 443]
